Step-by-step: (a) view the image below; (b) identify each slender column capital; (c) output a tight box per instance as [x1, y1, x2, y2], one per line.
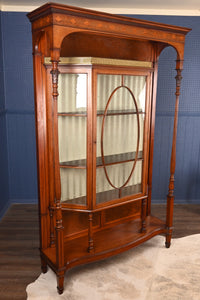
[175, 67, 183, 97]
[175, 59, 184, 70]
[50, 60, 60, 100]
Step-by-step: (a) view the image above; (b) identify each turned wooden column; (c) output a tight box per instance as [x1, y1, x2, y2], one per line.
[51, 60, 61, 202]
[88, 212, 94, 253]
[166, 61, 183, 248]
[55, 201, 65, 295]
[49, 206, 55, 247]
[51, 59, 65, 294]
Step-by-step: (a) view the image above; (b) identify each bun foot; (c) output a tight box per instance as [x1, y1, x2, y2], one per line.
[165, 241, 171, 248]
[40, 255, 47, 273]
[57, 286, 64, 295]
[165, 232, 172, 248]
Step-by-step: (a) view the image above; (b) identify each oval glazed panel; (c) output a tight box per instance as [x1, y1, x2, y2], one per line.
[101, 85, 140, 190]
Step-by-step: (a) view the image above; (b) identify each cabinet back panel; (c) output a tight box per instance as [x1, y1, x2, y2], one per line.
[105, 201, 141, 224]
[60, 32, 154, 61]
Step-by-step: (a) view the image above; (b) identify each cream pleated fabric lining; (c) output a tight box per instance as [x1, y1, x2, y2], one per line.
[57, 73, 146, 203]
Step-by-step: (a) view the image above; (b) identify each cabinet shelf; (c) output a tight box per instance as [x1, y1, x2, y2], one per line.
[60, 151, 143, 169]
[61, 183, 142, 205]
[58, 112, 87, 117]
[43, 215, 166, 269]
[58, 109, 145, 117]
[97, 109, 145, 116]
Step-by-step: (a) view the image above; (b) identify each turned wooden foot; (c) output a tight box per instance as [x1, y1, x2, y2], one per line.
[57, 272, 65, 294]
[40, 255, 48, 273]
[165, 231, 172, 248]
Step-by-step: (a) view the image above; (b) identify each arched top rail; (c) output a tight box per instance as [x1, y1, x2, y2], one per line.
[28, 2, 191, 62]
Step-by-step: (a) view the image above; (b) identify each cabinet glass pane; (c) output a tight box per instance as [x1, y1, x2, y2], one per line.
[58, 73, 87, 113]
[60, 169, 87, 205]
[58, 73, 87, 205]
[96, 74, 146, 204]
[96, 161, 142, 204]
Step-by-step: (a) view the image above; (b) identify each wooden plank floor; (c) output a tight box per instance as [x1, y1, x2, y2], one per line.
[0, 204, 40, 300]
[0, 203, 200, 299]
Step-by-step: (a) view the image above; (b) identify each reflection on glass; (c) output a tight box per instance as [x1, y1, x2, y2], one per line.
[139, 84, 146, 114]
[76, 74, 87, 109]
[58, 73, 87, 205]
[123, 75, 146, 112]
[58, 73, 87, 113]
[96, 74, 146, 204]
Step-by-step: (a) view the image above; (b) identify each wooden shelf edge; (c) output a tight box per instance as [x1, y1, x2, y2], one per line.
[57, 109, 145, 117]
[42, 215, 166, 272]
[60, 151, 143, 169]
[66, 216, 166, 269]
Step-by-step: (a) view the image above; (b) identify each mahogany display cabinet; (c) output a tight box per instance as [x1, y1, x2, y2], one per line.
[27, 3, 190, 294]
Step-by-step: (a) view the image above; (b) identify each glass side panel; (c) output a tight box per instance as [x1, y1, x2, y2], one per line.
[58, 73, 87, 205]
[96, 74, 146, 204]
[60, 169, 87, 205]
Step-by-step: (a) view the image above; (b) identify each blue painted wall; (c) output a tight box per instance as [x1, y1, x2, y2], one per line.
[0, 12, 37, 213]
[0, 12, 200, 218]
[0, 11, 10, 217]
[129, 16, 200, 203]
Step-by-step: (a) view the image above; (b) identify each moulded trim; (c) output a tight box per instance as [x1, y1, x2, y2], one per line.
[1, 5, 200, 16]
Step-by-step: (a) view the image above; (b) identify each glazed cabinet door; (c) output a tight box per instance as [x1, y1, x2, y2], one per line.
[94, 68, 152, 207]
[56, 66, 92, 209]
